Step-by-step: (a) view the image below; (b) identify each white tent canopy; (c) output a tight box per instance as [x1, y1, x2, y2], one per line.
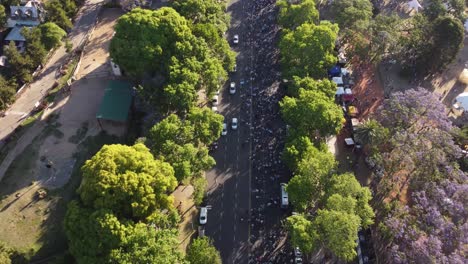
[454, 92, 468, 111]
[407, 0, 422, 12]
[336, 86, 345, 95]
[332, 77, 343, 86]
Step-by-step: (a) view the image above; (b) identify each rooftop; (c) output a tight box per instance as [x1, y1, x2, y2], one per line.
[96, 80, 133, 122]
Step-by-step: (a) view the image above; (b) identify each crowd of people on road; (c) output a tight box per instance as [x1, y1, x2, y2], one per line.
[239, 0, 298, 263]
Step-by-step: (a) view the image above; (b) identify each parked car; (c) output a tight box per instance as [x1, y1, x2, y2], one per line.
[222, 123, 227, 135]
[211, 106, 218, 113]
[199, 207, 208, 225]
[229, 82, 236, 94]
[232, 63, 237, 72]
[280, 183, 288, 208]
[231, 118, 238, 130]
[212, 95, 219, 105]
[233, 34, 239, 44]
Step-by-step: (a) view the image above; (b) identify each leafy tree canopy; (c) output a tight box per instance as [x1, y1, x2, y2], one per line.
[38, 22, 66, 50]
[280, 89, 344, 137]
[326, 173, 375, 228]
[277, 0, 319, 29]
[288, 76, 336, 98]
[191, 23, 236, 72]
[45, 0, 73, 31]
[0, 5, 7, 29]
[78, 143, 178, 220]
[64, 202, 131, 264]
[286, 214, 317, 253]
[186, 237, 222, 264]
[313, 209, 361, 261]
[111, 8, 226, 111]
[279, 21, 339, 79]
[172, 0, 229, 33]
[282, 135, 314, 171]
[187, 106, 224, 146]
[64, 202, 183, 264]
[109, 224, 184, 264]
[287, 144, 337, 211]
[331, 0, 373, 30]
[0, 75, 16, 111]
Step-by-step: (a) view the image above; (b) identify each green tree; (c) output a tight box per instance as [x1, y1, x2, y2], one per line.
[45, 0, 73, 31]
[4, 41, 33, 83]
[109, 224, 184, 264]
[64, 202, 130, 264]
[288, 76, 336, 98]
[400, 15, 464, 74]
[110, 8, 192, 78]
[23, 27, 47, 67]
[111, 8, 226, 111]
[280, 89, 343, 137]
[0, 241, 12, 264]
[0, 75, 16, 111]
[345, 14, 402, 63]
[147, 114, 194, 151]
[78, 143, 178, 220]
[277, 0, 319, 29]
[159, 141, 215, 182]
[0, 5, 7, 29]
[286, 214, 317, 253]
[59, 0, 77, 17]
[187, 107, 223, 146]
[424, 0, 447, 20]
[191, 176, 207, 205]
[192, 23, 236, 72]
[279, 21, 339, 79]
[38, 22, 67, 50]
[429, 16, 464, 71]
[282, 136, 314, 171]
[313, 209, 361, 261]
[354, 119, 388, 147]
[172, 0, 229, 33]
[286, 144, 336, 211]
[325, 173, 374, 228]
[331, 0, 373, 30]
[186, 237, 222, 264]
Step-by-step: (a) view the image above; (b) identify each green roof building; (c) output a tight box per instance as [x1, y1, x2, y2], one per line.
[96, 80, 133, 123]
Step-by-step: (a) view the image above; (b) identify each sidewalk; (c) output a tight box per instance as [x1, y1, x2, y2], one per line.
[0, 0, 104, 141]
[172, 185, 198, 252]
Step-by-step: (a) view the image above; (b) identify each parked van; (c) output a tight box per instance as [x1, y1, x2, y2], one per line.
[280, 183, 288, 209]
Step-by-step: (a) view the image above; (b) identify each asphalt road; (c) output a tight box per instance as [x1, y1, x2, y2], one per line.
[0, 0, 103, 141]
[205, 0, 290, 263]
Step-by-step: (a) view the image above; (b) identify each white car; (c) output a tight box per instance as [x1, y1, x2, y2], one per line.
[199, 207, 208, 225]
[231, 118, 238, 130]
[233, 34, 239, 44]
[229, 82, 236, 94]
[212, 95, 219, 105]
[280, 183, 288, 208]
[221, 123, 227, 136]
[211, 106, 218, 113]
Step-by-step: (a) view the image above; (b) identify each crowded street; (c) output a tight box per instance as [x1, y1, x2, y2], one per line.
[205, 0, 292, 263]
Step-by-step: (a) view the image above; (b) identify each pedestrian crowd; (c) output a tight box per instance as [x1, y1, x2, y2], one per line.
[239, 0, 298, 263]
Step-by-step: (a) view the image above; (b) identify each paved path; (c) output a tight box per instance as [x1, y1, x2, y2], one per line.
[0, 0, 104, 141]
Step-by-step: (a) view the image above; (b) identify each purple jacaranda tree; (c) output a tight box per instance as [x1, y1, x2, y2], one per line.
[372, 88, 468, 264]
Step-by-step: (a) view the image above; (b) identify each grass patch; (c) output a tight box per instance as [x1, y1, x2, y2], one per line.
[68, 122, 89, 144]
[26, 132, 121, 261]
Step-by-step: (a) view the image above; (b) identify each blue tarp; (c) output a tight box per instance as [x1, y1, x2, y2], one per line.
[328, 65, 341, 77]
